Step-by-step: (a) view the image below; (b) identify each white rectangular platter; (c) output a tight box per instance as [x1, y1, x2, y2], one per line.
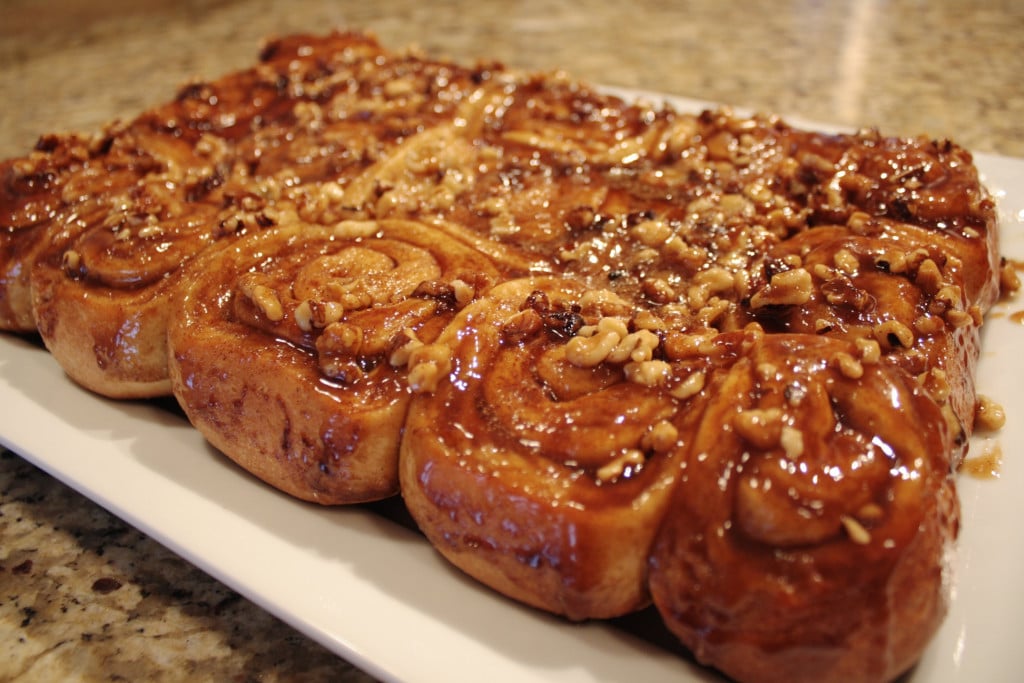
[1, 98, 1023, 682]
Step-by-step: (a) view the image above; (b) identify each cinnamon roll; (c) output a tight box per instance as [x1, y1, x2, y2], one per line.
[0, 132, 106, 332]
[400, 276, 710, 619]
[168, 218, 508, 504]
[648, 330, 959, 683]
[742, 131, 1001, 457]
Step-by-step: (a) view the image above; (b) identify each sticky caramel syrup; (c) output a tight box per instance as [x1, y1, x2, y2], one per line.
[960, 440, 1003, 479]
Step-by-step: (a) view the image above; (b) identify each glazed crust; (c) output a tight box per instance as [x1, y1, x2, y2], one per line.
[648, 331, 959, 683]
[0, 136, 90, 332]
[168, 218, 506, 504]
[401, 277, 699, 619]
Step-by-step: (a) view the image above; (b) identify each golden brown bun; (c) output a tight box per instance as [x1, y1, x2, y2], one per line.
[0, 137, 84, 332]
[168, 218, 506, 504]
[30, 196, 220, 398]
[401, 276, 704, 619]
[739, 131, 1001, 455]
[648, 331, 959, 683]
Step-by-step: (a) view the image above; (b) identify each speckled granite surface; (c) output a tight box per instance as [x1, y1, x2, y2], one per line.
[1, 0, 1022, 680]
[0, 452, 365, 682]
[3, 0, 1024, 160]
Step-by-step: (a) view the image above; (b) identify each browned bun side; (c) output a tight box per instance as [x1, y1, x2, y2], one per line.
[401, 276, 718, 620]
[30, 196, 223, 398]
[648, 331, 958, 683]
[169, 218, 505, 505]
[0, 133, 97, 332]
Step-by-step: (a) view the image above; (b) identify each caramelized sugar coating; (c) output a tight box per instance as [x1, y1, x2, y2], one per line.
[648, 331, 959, 683]
[391, 71, 998, 679]
[0, 132, 111, 331]
[168, 218, 506, 504]
[401, 276, 706, 619]
[738, 130, 1000, 455]
[746, 218, 994, 460]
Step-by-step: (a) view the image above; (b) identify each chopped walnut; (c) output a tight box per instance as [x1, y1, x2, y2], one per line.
[630, 219, 672, 247]
[566, 318, 627, 368]
[841, 515, 872, 545]
[945, 309, 974, 328]
[641, 420, 680, 453]
[238, 277, 285, 322]
[670, 369, 706, 401]
[595, 449, 646, 484]
[578, 289, 632, 317]
[855, 338, 881, 364]
[934, 284, 964, 309]
[875, 249, 909, 275]
[999, 258, 1022, 298]
[918, 368, 951, 404]
[820, 275, 873, 311]
[846, 211, 872, 233]
[624, 359, 672, 387]
[974, 395, 1006, 432]
[779, 425, 805, 459]
[694, 266, 736, 296]
[734, 407, 784, 451]
[389, 329, 423, 368]
[873, 319, 914, 349]
[834, 351, 864, 379]
[914, 258, 943, 295]
[913, 314, 944, 336]
[643, 277, 677, 304]
[61, 249, 82, 277]
[756, 362, 778, 381]
[968, 304, 984, 326]
[295, 299, 345, 332]
[450, 279, 476, 308]
[750, 267, 813, 308]
[662, 236, 707, 269]
[833, 248, 859, 275]
[566, 317, 660, 368]
[406, 342, 452, 393]
[631, 310, 667, 332]
[500, 309, 544, 344]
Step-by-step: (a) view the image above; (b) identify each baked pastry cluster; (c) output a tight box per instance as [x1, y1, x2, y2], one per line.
[0, 31, 1010, 683]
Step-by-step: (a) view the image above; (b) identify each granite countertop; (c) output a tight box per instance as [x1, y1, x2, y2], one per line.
[1, 0, 1022, 681]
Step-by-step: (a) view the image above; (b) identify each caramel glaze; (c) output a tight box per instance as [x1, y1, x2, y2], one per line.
[168, 218, 509, 504]
[0, 133, 151, 331]
[401, 277, 704, 620]
[648, 331, 959, 683]
[960, 442, 1002, 479]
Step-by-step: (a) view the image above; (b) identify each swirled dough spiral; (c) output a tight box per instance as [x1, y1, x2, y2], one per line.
[169, 218, 504, 504]
[401, 276, 709, 619]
